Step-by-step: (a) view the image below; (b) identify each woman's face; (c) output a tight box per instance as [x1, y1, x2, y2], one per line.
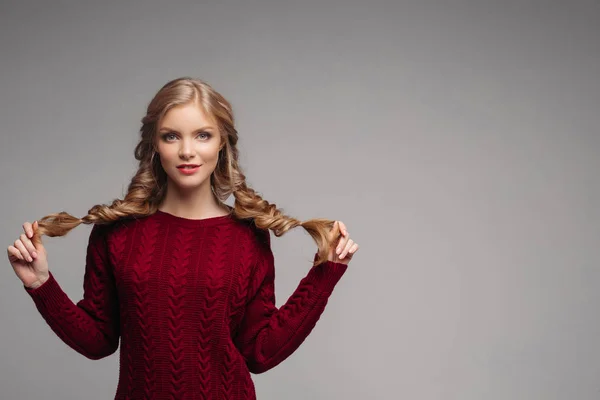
[155, 103, 222, 192]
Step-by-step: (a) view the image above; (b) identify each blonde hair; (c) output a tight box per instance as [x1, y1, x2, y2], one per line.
[33, 77, 337, 265]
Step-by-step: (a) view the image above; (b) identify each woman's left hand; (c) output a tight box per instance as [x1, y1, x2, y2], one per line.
[327, 221, 359, 265]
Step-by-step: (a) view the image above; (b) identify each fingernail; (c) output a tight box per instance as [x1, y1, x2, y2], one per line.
[28, 231, 33, 237]
[32, 251, 37, 258]
[28, 257, 33, 262]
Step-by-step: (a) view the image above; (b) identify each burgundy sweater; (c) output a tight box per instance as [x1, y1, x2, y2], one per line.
[24, 210, 348, 399]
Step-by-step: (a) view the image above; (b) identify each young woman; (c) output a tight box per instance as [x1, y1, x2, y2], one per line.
[7, 77, 359, 399]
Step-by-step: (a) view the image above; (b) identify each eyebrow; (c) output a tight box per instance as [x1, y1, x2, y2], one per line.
[158, 126, 216, 132]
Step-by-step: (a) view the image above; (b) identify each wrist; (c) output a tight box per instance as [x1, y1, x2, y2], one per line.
[26, 273, 50, 290]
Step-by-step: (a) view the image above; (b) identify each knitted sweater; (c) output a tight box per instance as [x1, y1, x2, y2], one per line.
[24, 210, 348, 399]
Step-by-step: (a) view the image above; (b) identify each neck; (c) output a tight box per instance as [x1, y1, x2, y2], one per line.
[158, 179, 230, 219]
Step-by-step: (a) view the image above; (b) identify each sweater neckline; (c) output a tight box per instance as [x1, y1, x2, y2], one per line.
[153, 209, 235, 228]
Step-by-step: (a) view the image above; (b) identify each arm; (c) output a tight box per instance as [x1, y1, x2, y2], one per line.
[234, 229, 348, 374]
[24, 224, 120, 360]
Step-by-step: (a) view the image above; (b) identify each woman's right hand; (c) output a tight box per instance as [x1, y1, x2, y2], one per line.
[7, 221, 49, 289]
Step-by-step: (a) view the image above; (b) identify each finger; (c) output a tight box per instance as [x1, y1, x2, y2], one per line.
[328, 220, 341, 242]
[7, 245, 25, 262]
[23, 222, 34, 238]
[338, 221, 348, 236]
[14, 239, 32, 262]
[336, 234, 349, 255]
[345, 242, 359, 258]
[20, 233, 38, 258]
[340, 239, 354, 259]
[31, 221, 42, 247]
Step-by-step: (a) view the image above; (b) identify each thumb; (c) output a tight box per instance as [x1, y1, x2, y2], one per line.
[327, 220, 341, 244]
[30, 220, 44, 248]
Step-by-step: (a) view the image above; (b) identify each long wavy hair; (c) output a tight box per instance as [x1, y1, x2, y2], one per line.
[32, 77, 336, 265]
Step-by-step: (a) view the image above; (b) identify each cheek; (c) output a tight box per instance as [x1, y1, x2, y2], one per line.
[199, 146, 221, 164]
[158, 147, 178, 164]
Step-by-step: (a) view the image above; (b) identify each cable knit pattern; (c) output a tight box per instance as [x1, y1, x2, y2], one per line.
[24, 210, 348, 399]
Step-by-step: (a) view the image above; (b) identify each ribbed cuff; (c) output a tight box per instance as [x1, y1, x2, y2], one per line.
[307, 254, 348, 293]
[24, 271, 68, 312]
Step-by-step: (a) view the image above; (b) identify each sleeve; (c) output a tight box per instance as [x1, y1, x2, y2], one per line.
[23, 223, 121, 360]
[233, 229, 348, 374]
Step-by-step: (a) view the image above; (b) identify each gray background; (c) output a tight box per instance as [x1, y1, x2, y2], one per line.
[1, 0, 599, 399]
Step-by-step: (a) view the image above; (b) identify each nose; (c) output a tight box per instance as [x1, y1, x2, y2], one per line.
[178, 138, 196, 160]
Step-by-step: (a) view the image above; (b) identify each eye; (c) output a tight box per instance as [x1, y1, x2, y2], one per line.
[161, 131, 212, 142]
[162, 132, 175, 142]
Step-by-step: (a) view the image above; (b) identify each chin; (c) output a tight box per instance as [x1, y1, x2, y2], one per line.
[172, 176, 210, 189]
[177, 177, 207, 185]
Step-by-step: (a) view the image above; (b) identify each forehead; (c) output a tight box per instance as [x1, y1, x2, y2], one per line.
[158, 103, 217, 129]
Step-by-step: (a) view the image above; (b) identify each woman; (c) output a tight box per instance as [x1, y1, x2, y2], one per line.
[7, 77, 359, 399]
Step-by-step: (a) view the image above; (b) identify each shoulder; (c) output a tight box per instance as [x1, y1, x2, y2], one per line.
[88, 217, 136, 262]
[91, 216, 135, 240]
[232, 218, 271, 250]
[87, 216, 148, 269]
[224, 218, 273, 271]
[233, 221, 275, 286]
